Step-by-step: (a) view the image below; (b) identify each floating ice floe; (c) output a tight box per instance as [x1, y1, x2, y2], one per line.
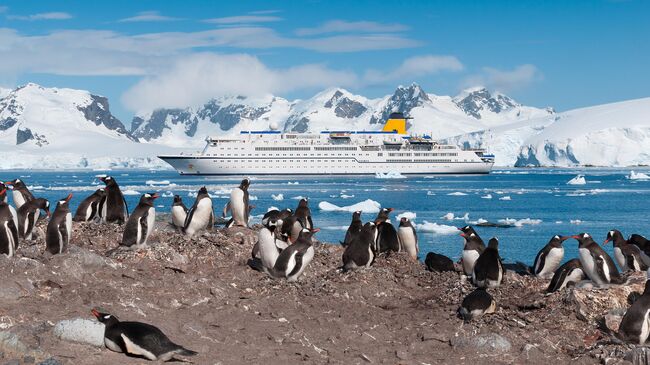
[249, 195, 258, 201]
[567, 175, 587, 185]
[629, 171, 650, 180]
[122, 190, 140, 196]
[570, 219, 583, 224]
[375, 171, 406, 179]
[415, 221, 458, 235]
[272, 194, 284, 201]
[481, 194, 493, 199]
[499, 196, 512, 201]
[441, 212, 469, 221]
[162, 191, 174, 198]
[292, 195, 306, 200]
[566, 193, 586, 197]
[497, 218, 542, 227]
[322, 226, 350, 230]
[318, 199, 381, 213]
[396, 211, 416, 220]
[287, 181, 300, 185]
[447, 192, 467, 196]
[145, 180, 171, 185]
[426, 191, 435, 196]
[340, 194, 355, 199]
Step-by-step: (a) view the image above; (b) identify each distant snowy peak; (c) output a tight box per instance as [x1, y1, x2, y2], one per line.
[369, 83, 431, 125]
[453, 87, 554, 122]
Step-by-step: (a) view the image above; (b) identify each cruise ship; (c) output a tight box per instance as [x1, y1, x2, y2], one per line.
[158, 113, 495, 175]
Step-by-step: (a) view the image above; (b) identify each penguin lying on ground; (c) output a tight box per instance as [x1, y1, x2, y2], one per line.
[617, 279, 650, 345]
[342, 222, 376, 271]
[533, 235, 569, 279]
[170, 195, 188, 231]
[121, 193, 158, 249]
[46, 194, 73, 255]
[572, 232, 625, 286]
[457, 288, 496, 322]
[341, 210, 362, 247]
[5, 179, 34, 209]
[73, 188, 105, 222]
[91, 309, 197, 361]
[424, 252, 455, 272]
[605, 229, 648, 272]
[17, 198, 50, 240]
[546, 259, 585, 293]
[0, 199, 19, 257]
[472, 237, 503, 288]
[224, 178, 251, 228]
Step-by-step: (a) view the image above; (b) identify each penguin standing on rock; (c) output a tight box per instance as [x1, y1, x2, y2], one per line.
[170, 195, 188, 230]
[533, 235, 569, 279]
[458, 288, 496, 322]
[546, 259, 585, 293]
[100, 176, 128, 224]
[5, 179, 34, 209]
[397, 217, 418, 260]
[0, 183, 18, 228]
[183, 187, 214, 236]
[224, 178, 251, 228]
[605, 230, 648, 272]
[121, 193, 158, 249]
[342, 222, 376, 271]
[255, 228, 318, 281]
[73, 188, 105, 222]
[250, 216, 288, 271]
[0, 199, 19, 257]
[459, 226, 485, 276]
[629, 234, 650, 267]
[17, 198, 50, 240]
[617, 279, 650, 345]
[46, 194, 73, 255]
[341, 210, 362, 247]
[374, 208, 399, 253]
[294, 198, 313, 230]
[472, 237, 503, 288]
[91, 309, 197, 361]
[572, 232, 624, 286]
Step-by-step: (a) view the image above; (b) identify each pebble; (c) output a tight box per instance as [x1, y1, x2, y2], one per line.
[451, 333, 512, 353]
[52, 318, 105, 347]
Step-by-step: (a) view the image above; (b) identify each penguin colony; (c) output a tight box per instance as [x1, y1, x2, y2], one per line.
[3, 175, 650, 358]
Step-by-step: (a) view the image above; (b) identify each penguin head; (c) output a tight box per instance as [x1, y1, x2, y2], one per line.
[95, 188, 106, 196]
[458, 225, 475, 236]
[399, 217, 412, 227]
[240, 178, 251, 190]
[56, 194, 73, 209]
[5, 179, 26, 190]
[35, 198, 51, 217]
[352, 210, 362, 221]
[100, 176, 116, 187]
[488, 237, 499, 249]
[198, 186, 209, 196]
[298, 198, 309, 208]
[374, 207, 393, 224]
[362, 221, 377, 235]
[550, 235, 570, 247]
[266, 218, 279, 231]
[91, 309, 119, 325]
[298, 227, 319, 240]
[571, 233, 592, 246]
[140, 192, 159, 206]
[173, 195, 183, 204]
[604, 229, 622, 245]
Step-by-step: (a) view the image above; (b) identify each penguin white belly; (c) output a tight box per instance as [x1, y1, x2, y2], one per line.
[613, 247, 626, 271]
[290, 221, 302, 242]
[230, 189, 246, 226]
[26, 210, 40, 240]
[84, 204, 93, 221]
[275, 238, 288, 250]
[4, 222, 15, 257]
[538, 248, 564, 279]
[12, 191, 25, 209]
[185, 199, 213, 235]
[366, 245, 374, 268]
[258, 229, 280, 269]
[144, 208, 155, 244]
[287, 246, 314, 282]
[462, 250, 480, 275]
[397, 227, 418, 260]
[564, 268, 585, 289]
[9, 205, 17, 229]
[579, 248, 605, 285]
[65, 213, 72, 245]
[104, 337, 123, 353]
[171, 206, 186, 228]
[101, 200, 108, 223]
[121, 334, 157, 360]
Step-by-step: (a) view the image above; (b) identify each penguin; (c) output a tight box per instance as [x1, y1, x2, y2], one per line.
[472, 237, 503, 288]
[532, 235, 569, 279]
[170, 195, 188, 230]
[457, 288, 496, 322]
[342, 222, 376, 271]
[46, 194, 73, 255]
[617, 279, 650, 345]
[223, 178, 251, 228]
[459, 226, 486, 276]
[374, 208, 400, 253]
[280, 214, 304, 243]
[0, 183, 18, 226]
[91, 309, 197, 361]
[261, 208, 292, 227]
[546, 259, 585, 293]
[341, 210, 362, 247]
[629, 234, 650, 266]
[17, 198, 50, 240]
[121, 193, 158, 249]
[5, 179, 34, 209]
[294, 198, 313, 230]
[73, 188, 106, 222]
[100, 176, 128, 224]
[0, 200, 19, 257]
[183, 187, 214, 236]
[606, 230, 648, 272]
[397, 217, 418, 260]
[250, 216, 288, 271]
[572, 232, 624, 286]
[256, 228, 318, 281]
[424, 252, 455, 272]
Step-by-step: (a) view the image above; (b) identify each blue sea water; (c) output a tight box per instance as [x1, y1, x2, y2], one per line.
[3, 168, 650, 269]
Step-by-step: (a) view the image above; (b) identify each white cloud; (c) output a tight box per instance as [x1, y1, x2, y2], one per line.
[203, 15, 282, 24]
[463, 64, 542, 92]
[364, 55, 463, 84]
[296, 20, 408, 36]
[118, 11, 179, 22]
[8, 12, 72, 20]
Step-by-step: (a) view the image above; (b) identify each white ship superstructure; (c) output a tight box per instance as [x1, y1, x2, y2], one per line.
[159, 113, 495, 175]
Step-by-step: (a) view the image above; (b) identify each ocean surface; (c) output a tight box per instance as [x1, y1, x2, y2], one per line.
[4, 168, 650, 269]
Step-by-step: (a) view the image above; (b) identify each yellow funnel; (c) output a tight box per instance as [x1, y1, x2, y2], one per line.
[382, 112, 407, 134]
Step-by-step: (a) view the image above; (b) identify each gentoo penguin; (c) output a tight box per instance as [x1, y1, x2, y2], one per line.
[46, 194, 73, 255]
[0, 183, 18, 228]
[629, 234, 650, 266]
[424, 252, 455, 272]
[91, 309, 197, 361]
[459, 226, 486, 276]
[457, 288, 496, 322]
[0, 200, 19, 257]
[223, 178, 251, 228]
[121, 193, 158, 249]
[472, 237, 503, 288]
[532, 235, 569, 279]
[262, 208, 292, 227]
[258, 228, 318, 281]
[617, 280, 650, 345]
[397, 217, 418, 260]
[342, 222, 376, 271]
[100, 176, 128, 224]
[294, 198, 313, 230]
[341, 210, 362, 247]
[251, 216, 288, 271]
[17, 198, 50, 240]
[73, 188, 105, 222]
[170, 195, 188, 230]
[572, 232, 624, 286]
[5, 179, 34, 209]
[374, 208, 400, 253]
[546, 259, 585, 293]
[183, 187, 214, 236]
[280, 214, 304, 243]
[606, 230, 648, 272]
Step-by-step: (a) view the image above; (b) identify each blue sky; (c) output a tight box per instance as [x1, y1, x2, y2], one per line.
[1, 0, 648, 125]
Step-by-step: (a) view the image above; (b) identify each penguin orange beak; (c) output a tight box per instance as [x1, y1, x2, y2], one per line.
[91, 309, 100, 318]
[559, 236, 570, 242]
[0, 188, 5, 196]
[603, 238, 611, 245]
[571, 235, 580, 240]
[65, 193, 73, 202]
[312, 228, 320, 234]
[387, 208, 394, 212]
[152, 193, 160, 199]
[459, 232, 467, 238]
[4, 181, 12, 186]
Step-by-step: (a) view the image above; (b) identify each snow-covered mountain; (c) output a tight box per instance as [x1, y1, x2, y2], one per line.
[131, 83, 553, 148]
[446, 97, 650, 167]
[0, 83, 171, 169]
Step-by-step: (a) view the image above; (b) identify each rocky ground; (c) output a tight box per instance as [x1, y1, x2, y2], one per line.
[1, 217, 649, 365]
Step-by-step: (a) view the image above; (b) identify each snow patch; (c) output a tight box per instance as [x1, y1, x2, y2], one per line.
[318, 199, 381, 213]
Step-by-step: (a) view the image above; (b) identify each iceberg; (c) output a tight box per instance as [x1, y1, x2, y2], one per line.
[375, 171, 406, 179]
[629, 171, 650, 180]
[567, 175, 587, 185]
[415, 221, 459, 235]
[318, 199, 381, 213]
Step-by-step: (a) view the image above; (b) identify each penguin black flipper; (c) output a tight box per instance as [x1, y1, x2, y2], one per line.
[307, 216, 314, 231]
[122, 196, 130, 219]
[25, 210, 36, 238]
[58, 223, 68, 250]
[546, 266, 570, 293]
[139, 210, 149, 245]
[7, 219, 18, 250]
[288, 251, 305, 277]
[376, 223, 400, 253]
[209, 210, 215, 229]
[89, 200, 99, 221]
[532, 247, 548, 275]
